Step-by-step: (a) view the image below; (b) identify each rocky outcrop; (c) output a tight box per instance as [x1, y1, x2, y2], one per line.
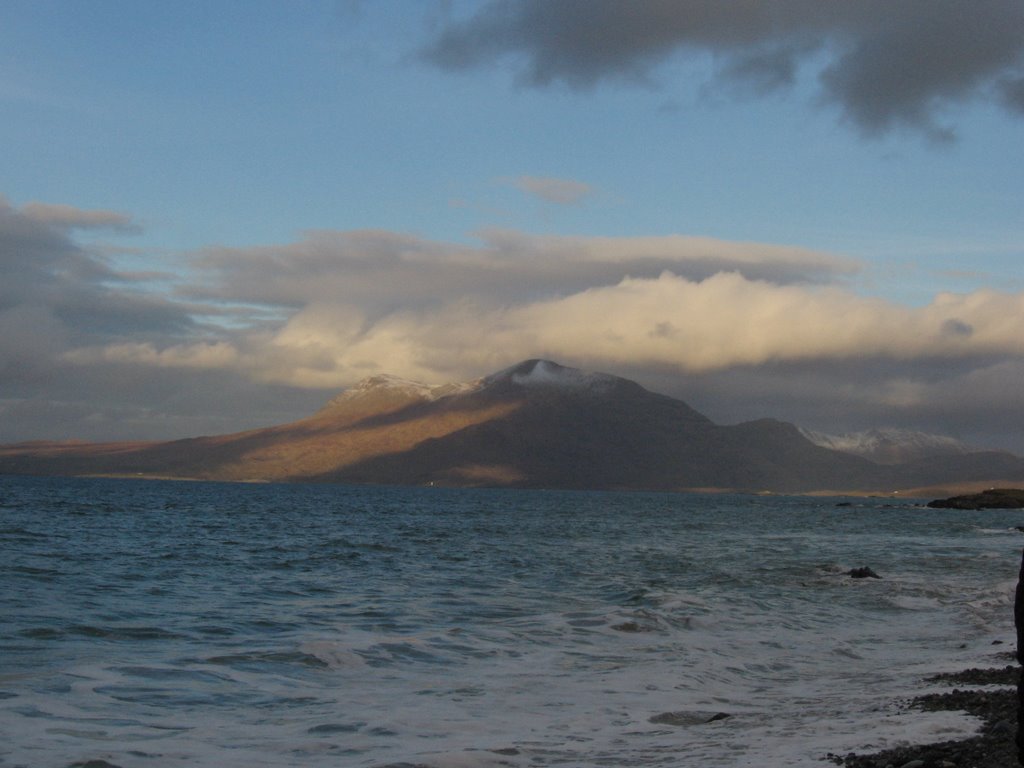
[1016, 548, 1024, 766]
[848, 567, 881, 579]
[927, 488, 1024, 510]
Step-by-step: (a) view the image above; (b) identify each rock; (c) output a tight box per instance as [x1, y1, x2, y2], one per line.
[650, 711, 697, 726]
[989, 718, 1013, 736]
[649, 710, 730, 726]
[612, 621, 654, 632]
[848, 567, 881, 579]
[927, 488, 1024, 510]
[1016, 548, 1024, 766]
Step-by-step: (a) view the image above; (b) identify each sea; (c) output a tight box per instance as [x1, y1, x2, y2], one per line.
[2, 475, 1022, 768]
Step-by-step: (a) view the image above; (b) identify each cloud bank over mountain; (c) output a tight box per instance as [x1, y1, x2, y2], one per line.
[3, 194, 1024, 453]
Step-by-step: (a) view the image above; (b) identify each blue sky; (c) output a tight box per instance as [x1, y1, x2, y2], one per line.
[2, 0, 1024, 451]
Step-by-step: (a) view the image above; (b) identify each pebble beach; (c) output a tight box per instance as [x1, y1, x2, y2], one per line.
[833, 661, 1019, 768]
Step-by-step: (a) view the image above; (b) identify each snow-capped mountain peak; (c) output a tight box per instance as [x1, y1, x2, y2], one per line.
[485, 359, 621, 394]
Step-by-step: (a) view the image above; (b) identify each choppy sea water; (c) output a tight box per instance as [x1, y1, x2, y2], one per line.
[1, 476, 1022, 768]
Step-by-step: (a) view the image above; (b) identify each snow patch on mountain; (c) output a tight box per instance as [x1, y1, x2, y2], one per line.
[326, 360, 626, 410]
[801, 427, 971, 464]
[328, 374, 477, 406]
[490, 359, 620, 393]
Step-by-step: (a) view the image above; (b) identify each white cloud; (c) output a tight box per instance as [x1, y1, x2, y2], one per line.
[20, 201, 139, 232]
[4, 196, 1024, 451]
[184, 228, 859, 319]
[93, 271, 1024, 394]
[511, 175, 593, 205]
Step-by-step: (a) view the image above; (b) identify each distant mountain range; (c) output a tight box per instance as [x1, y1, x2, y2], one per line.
[799, 427, 972, 465]
[2, 359, 1023, 494]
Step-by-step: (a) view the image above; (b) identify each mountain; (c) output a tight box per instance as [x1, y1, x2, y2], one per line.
[2, 359, 1023, 494]
[800, 427, 972, 465]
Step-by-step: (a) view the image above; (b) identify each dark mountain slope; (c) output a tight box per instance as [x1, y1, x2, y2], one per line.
[308, 361, 896, 492]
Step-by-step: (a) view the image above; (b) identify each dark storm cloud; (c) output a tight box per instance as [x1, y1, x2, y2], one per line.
[185, 227, 857, 316]
[421, 0, 1024, 137]
[0, 197, 206, 440]
[0, 197, 191, 342]
[1001, 74, 1024, 111]
[644, 356, 1024, 455]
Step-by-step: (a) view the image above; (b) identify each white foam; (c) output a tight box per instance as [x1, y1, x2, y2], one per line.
[6, 484, 1024, 768]
[299, 639, 368, 668]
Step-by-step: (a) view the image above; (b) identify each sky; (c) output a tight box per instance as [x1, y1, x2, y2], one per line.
[1, 0, 1023, 452]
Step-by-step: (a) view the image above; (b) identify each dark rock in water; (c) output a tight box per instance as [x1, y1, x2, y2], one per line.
[307, 722, 361, 734]
[927, 488, 1024, 510]
[611, 621, 657, 633]
[649, 710, 731, 726]
[848, 567, 881, 579]
[68, 762, 123, 768]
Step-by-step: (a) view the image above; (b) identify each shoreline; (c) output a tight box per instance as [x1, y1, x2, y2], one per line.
[3, 465, 1023, 499]
[830, 659, 1019, 767]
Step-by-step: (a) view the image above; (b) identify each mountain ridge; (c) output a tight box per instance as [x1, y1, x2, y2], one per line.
[2, 359, 1022, 494]
[800, 427, 972, 465]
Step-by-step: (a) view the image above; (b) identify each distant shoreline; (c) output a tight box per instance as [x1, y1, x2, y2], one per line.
[2, 470, 1022, 500]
